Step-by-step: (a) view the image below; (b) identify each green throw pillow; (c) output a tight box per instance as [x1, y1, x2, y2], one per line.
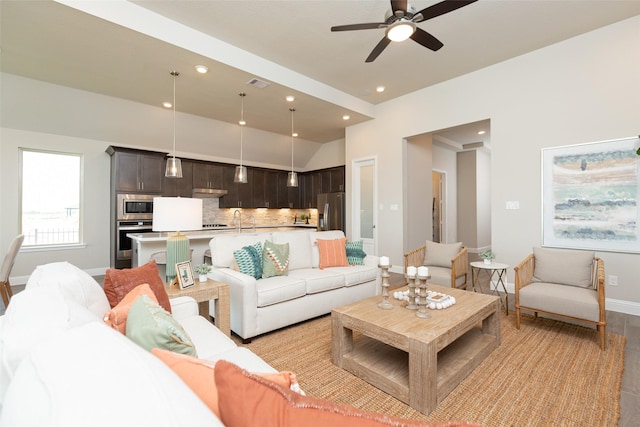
[346, 240, 367, 265]
[126, 294, 197, 357]
[234, 242, 263, 280]
[262, 240, 290, 278]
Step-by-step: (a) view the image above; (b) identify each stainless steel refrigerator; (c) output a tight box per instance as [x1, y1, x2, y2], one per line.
[317, 192, 345, 232]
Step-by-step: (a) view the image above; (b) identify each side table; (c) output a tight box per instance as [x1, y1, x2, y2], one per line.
[167, 280, 230, 337]
[470, 261, 509, 315]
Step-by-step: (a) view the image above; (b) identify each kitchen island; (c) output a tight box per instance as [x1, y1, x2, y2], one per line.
[128, 225, 317, 278]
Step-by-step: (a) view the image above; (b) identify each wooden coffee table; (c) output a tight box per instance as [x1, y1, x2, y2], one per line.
[331, 284, 501, 415]
[167, 280, 230, 337]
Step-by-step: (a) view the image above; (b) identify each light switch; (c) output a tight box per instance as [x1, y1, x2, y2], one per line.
[506, 201, 520, 210]
[390, 204, 399, 211]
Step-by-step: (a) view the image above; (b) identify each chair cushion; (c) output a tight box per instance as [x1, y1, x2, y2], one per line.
[103, 260, 171, 313]
[272, 231, 313, 270]
[425, 266, 453, 287]
[423, 241, 462, 268]
[519, 282, 600, 322]
[533, 247, 595, 288]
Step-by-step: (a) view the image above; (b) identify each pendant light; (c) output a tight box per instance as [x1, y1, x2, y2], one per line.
[165, 70, 183, 178]
[287, 108, 298, 187]
[234, 92, 248, 183]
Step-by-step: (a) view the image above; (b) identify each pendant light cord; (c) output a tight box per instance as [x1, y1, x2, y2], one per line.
[171, 71, 179, 160]
[290, 108, 295, 173]
[239, 93, 245, 167]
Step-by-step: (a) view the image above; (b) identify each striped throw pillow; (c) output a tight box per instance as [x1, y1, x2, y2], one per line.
[317, 237, 349, 269]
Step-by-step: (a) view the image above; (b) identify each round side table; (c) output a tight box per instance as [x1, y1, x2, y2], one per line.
[470, 261, 509, 315]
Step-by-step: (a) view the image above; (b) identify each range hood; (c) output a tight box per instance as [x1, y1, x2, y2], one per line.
[192, 188, 228, 198]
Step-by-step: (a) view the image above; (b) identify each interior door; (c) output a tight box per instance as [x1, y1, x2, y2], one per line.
[353, 158, 377, 255]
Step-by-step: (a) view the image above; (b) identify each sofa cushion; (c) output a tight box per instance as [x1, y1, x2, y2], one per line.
[262, 240, 290, 278]
[151, 348, 301, 418]
[209, 233, 271, 268]
[125, 294, 197, 356]
[289, 268, 345, 294]
[103, 283, 158, 334]
[533, 247, 595, 288]
[215, 360, 453, 427]
[178, 314, 238, 360]
[346, 240, 367, 265]
[309, 230, 346, 268]
[317, 237, 349, 269]
[233, 242, 263, 280]
[328, 265, 377, 287]
[0, 287, 98, 406]
[272, 231, 313, 270]
[256, 275, 306, 307]
[519, 282, 600, 322]
[103, 260, 171, 313]
[25, 261, 110, 318]
[0, 322, 221, 427]
[423, 241, 462, 268]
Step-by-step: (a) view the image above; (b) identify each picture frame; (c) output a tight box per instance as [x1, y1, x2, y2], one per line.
[542, 136, 640, 253]
[176, 260, 195, 289]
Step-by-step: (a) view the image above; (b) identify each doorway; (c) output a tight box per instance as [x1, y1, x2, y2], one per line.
[353, 157, 377, 255]
[432, 170, 446, 243]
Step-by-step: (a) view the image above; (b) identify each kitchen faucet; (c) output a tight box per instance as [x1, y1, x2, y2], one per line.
[233, 209, 242, 233]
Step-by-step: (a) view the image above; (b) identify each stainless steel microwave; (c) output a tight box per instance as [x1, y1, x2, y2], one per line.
[116, 194, 155, 220]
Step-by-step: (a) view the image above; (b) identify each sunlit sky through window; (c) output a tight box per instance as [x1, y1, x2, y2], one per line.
[22, 150, 80, 213]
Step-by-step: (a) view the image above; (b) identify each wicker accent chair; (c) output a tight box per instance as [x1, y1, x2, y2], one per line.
[1, 234, 25, 307]
[514, 247, 606, 350]
[404, 241, 468, 289]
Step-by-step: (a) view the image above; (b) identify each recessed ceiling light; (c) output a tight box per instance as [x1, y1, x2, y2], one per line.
[292, 132, 298, 137]
[286, 95, 295, 102]
[195, 65, 208, 74]
[376, 86, 385, 93]
[343, 115, 350, 120]
[477, 130, 486, 135]
[162, 102, 172, 108]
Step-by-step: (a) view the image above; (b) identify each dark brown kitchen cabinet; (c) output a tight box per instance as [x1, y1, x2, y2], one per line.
[277, 171, 301, 208]
[162, 159, 193, 197]
[107, 147, 164, 194]
[329, 167, 345, 192]
[220, 165, 252, 208]
[192, 162, 224, 190]
[252, 169, 278, 208]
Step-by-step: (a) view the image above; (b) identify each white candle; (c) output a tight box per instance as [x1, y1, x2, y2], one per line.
[379, 256, 390, 266]
[417, 266, 429, 277]
[406, 266, 417, 277]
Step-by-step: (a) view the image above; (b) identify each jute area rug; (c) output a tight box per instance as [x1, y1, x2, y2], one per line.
[239, 313, 625, 427]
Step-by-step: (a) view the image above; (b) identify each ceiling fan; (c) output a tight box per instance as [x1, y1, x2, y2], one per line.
[331, 0, 478, 62]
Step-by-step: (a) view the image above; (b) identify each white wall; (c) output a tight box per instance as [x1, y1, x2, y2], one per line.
[347, 16, 640, 309]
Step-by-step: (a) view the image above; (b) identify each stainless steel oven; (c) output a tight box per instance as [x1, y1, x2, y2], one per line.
[116, 193, 155, 221]
[116, 220, 153, 266]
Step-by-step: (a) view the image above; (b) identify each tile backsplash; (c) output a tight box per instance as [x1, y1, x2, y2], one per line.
[202, 198, 317, 227]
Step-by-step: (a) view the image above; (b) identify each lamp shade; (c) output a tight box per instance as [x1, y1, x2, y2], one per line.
[165, 157, 183, 178]
[152, 197, 202, 231]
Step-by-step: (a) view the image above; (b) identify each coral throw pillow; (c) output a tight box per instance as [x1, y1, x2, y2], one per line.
[103, 283, 158, 334]
[317, 237, 349, 269]
[215, 360, 472, 427]
[151, 349, 302, 419]
[103, 260, 171, 313]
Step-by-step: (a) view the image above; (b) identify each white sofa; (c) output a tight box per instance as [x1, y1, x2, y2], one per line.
[208, 229, 380, 341]
[0, 262, 274, 426]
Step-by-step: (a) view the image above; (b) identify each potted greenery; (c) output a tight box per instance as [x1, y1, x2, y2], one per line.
[194, 264, 212, 283]
[479, 250, 495, 265]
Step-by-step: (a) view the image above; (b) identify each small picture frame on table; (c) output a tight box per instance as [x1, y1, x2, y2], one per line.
[176, 261, 195, 289]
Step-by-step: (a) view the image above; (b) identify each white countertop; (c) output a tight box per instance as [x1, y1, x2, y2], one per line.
[127, 224, 317, 242]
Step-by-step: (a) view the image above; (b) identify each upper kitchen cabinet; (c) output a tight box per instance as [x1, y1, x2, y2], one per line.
[252, 169, 279, 208]
[220, 165, 253, 208]
[107, 146, 165, 194]
[278, 171, 301, 208]
[192, 162, 224, 190]
[163, 159, 193, 197]
[329, 166, 345, 192]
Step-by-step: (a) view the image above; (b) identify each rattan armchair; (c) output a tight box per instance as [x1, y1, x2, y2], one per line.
[514, 248, 606, 350]
[404, 242, 468, 289]
[1, 234, 25, 307]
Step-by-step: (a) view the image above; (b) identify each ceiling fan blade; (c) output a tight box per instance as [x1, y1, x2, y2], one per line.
[410, 28, 444, 51]
[331, 22, 385, 32]
[416, 0, 478, 22]
[391, 0, 408, 15]
[365, 37, 392, 62]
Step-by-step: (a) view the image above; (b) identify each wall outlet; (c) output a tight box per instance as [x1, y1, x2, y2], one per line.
[608, 275, 618, 286]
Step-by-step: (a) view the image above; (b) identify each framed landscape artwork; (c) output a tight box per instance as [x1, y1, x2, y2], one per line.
[542, 136, 640, 253]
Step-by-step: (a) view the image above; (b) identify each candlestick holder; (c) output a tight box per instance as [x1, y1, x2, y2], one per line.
[404, 273, 418, 310]
[415, 274, 431, 318]
[378, 264, 393, 310]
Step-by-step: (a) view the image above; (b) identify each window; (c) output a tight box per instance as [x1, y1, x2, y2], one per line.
[20, 149, 82, 247]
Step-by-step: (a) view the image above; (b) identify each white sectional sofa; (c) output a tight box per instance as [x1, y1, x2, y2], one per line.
[208, 229, 380, 341]
[0, 262, 273, 426]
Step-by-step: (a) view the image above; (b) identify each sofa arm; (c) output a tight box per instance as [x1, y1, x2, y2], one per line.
[208, 268, 258, 339]
[169, 296, 199, 322]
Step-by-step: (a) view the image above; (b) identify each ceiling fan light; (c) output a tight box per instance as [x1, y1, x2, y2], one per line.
[386, 21, 415, 42]
[234, 165, 247, 183]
